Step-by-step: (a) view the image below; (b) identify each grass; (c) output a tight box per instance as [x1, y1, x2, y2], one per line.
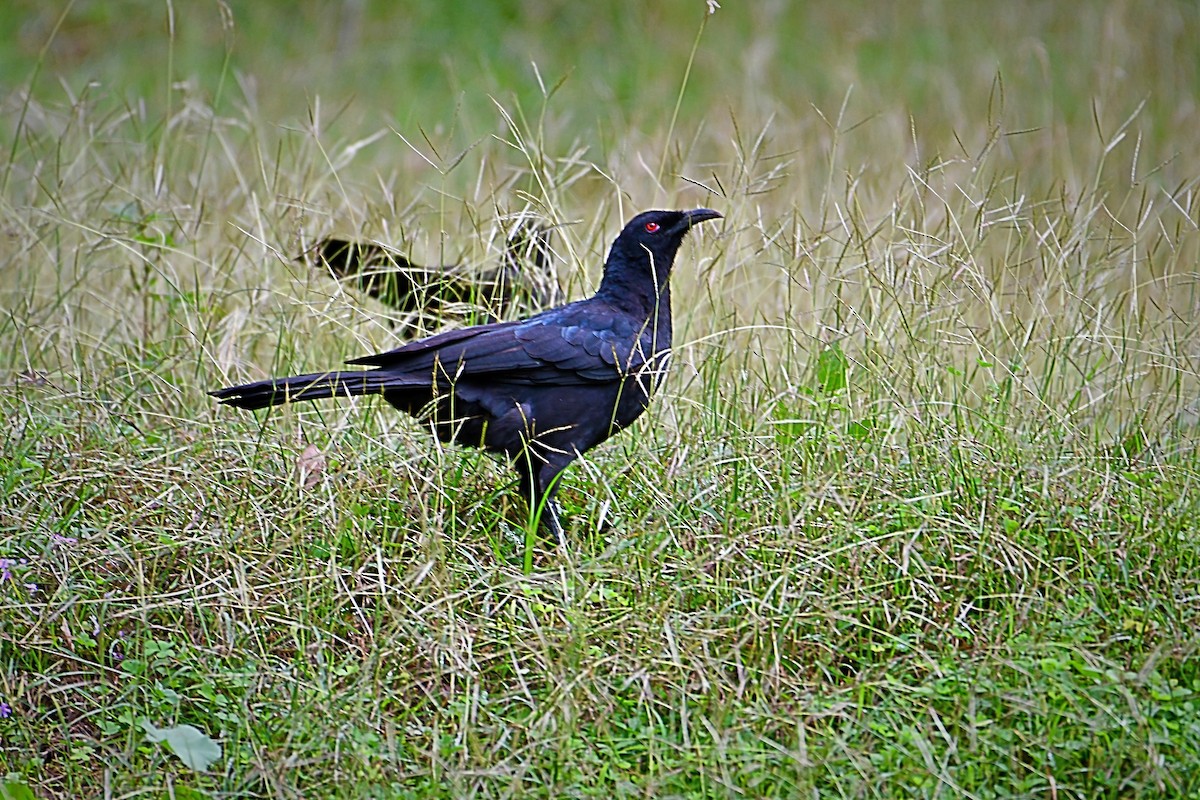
[2, 1, 1200, 797]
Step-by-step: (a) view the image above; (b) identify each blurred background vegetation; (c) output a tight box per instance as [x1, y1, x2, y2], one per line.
[5, 0, 1199, 370]
[5, 1, 1197, 163]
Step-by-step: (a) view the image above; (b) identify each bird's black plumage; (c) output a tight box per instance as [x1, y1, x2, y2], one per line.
[307, 218, 558, 327]
[211, 208, 722, 539]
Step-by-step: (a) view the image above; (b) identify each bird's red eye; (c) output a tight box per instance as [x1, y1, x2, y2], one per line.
[644, 222, 660, 233]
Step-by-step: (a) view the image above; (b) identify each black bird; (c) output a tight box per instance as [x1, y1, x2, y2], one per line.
[212, 208, 722, 540]
[308, 218, 558, 329]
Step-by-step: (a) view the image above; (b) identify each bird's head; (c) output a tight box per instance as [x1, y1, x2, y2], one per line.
[604, 208, 722, 293]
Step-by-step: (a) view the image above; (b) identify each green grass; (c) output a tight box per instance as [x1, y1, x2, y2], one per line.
[3, 1, 1200, 797]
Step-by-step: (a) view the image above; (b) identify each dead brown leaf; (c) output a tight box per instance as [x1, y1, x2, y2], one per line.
[297, 443, 325, 490]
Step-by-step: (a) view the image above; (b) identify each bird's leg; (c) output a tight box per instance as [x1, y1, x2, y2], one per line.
[534, 465, 570, 547]
[543, 499, 566, 547]
[517, 452, 568, 545]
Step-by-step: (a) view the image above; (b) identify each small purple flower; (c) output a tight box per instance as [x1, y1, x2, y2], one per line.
[1, 558, 36, 595]
[0, 702, 12, 718]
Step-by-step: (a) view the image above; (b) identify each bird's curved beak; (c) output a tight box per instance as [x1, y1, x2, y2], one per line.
[682, 208, 723, 229]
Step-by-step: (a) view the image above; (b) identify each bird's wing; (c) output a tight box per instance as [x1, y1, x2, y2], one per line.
[512, 312, 651, 382]
[344, 301, 654, 385]
[346, 323, 508, 368]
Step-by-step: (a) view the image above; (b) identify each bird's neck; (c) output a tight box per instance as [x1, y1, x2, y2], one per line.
[597, 249, 672, 306]
[598, 269, 671, 318]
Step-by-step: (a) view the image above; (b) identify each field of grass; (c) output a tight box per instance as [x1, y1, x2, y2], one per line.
[3, 1, 1200, 797]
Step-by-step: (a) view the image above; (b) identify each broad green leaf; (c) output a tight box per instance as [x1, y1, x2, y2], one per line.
[0, 777, 36, 800]
[141, 721, 222, 772]
[815, 344, 848, 394]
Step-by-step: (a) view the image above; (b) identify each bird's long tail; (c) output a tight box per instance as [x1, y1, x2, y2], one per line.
[210, 370, 397, 411]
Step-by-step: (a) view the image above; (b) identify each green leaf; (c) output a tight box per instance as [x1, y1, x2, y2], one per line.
[0, 777, 36, 800]
[845, 418, 875, 440]
[814, 344, 848, 394]
[120, 658, 146, 676]
[141, 721, 222, 772]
